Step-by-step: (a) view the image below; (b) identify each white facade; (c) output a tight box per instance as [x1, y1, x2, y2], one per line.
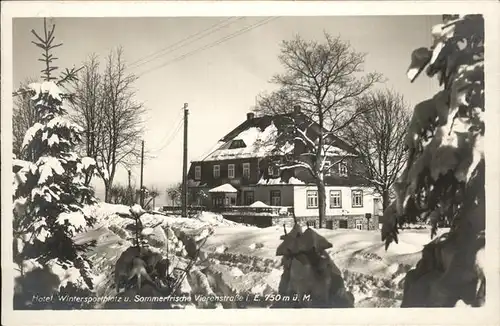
[293, 185, 381, 218]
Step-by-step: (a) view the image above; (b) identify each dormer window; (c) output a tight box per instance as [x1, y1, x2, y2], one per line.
[339, 162, 348, 176]
[268, 165, 280, 177]
[229, 139, 246, 149]
[324, 160, 332, 176]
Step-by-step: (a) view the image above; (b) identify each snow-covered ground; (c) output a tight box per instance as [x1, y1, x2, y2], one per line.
[200, 222, 447, 307]
[203, 224, 442, 277]
[74, 203, 445, 308]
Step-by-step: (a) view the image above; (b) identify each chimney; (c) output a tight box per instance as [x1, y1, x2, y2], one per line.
[293, 105, 301, 114]
[247, 112, 255, 120]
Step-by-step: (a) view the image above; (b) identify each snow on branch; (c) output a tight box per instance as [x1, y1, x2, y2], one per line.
[295, 127, 317, 150]
[280, 161, 317, 178]
[28, 81, 63, 103]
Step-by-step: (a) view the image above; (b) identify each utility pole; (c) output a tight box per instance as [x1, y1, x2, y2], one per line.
[140, 140, 144, 207]
[127, 168, 132, 204]
[181, 103, 189, 218]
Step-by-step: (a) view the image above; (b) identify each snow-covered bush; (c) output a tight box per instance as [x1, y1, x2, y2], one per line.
[12, 19, 98, 309]
[382, 15, 484, 307]
[275, 224, 354, 308]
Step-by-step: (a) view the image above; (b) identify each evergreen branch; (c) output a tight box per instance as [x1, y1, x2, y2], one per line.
[30, 29, 46, 44]
[50, 43, 63, 50]
[31, 41, 46, 49]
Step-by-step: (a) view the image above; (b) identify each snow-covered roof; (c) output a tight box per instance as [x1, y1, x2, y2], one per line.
[201, 122, 293, 161]
[257, 176, 305, 185]
[195, 112, 359, 164]
[208, 183, 238, 193]
[249, 201, 269, 208]
[322, 146, 357, 157]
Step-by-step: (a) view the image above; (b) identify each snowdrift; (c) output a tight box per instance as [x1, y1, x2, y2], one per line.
[73, 203, 442, 308]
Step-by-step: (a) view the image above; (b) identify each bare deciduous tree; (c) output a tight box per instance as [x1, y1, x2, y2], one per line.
[166, 183, 182, 206]
[100, 47, 145, 202]
[71, 47, 145, 202]
[13, 79, 37, 159]
[109, 184, 125, 204]
[108, 184, 136, 205]
[256, 33, 382, 228]
[70, 54, 104, 185]
[344, 90, 411, 210]
[145, 187, 160, 210]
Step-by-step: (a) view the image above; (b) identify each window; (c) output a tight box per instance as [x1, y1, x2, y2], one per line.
[307, 190, 318, 209]
[213, 165, 220, 178]
[339, 163, 348, 176]
[244, 191, 254, 206]
[228, 164, 235, 179]
[242, 163, 250, 178]
[373, 198, 381, 216]
[194, 166, 201, 180]
[213, 197, 224, 207]
[324, 160, 332, 176]
[268, 160, 281, 177]
[270, 190, 281, 206]
[330, 190, 342, 208]
[352, 190, 363, 207]
[229, 139, 246, 149]
[306, 220, 317, 228]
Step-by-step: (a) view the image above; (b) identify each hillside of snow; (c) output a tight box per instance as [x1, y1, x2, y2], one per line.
[74, 203, 443, 308]
[200, 223, 447, 307]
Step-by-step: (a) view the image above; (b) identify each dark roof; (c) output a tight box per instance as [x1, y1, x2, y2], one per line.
[219, 112, 358, 155]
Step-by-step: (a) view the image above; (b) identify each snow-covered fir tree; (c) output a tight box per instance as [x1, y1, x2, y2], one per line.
[382, 14, 485, 307]
[13, 18, 98, 309]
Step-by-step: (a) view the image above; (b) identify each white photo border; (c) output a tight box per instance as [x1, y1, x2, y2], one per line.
[2, 1, 499, 325]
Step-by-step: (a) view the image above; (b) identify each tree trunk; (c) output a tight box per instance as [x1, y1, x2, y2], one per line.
[84, 171, 92, 187]
[317, 180, 327, 228]
[382, 189, 390, 211]
[104, 181, 110, 203]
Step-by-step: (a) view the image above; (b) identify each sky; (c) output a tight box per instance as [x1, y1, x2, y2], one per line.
[13, 15, 441, 205]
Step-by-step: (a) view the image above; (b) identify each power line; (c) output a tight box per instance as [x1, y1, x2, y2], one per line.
[128, 17, 241, 70]
[137, 17, 276, 78]
[136, 17, 278, 78]
[149, 117, 184, 154]
[148, 108, 184, 151]
[155, 119, 183, 153]
[149, 118, 183, 154]
[198, 141, 223, 161]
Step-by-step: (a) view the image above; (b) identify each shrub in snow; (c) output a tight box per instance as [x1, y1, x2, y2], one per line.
[125, 204, 151, 249]
[12, 19, 97, 309]
[130, 203, 146, 217]
[382, 15, 485, 307]
[274, 224, 354, 308]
